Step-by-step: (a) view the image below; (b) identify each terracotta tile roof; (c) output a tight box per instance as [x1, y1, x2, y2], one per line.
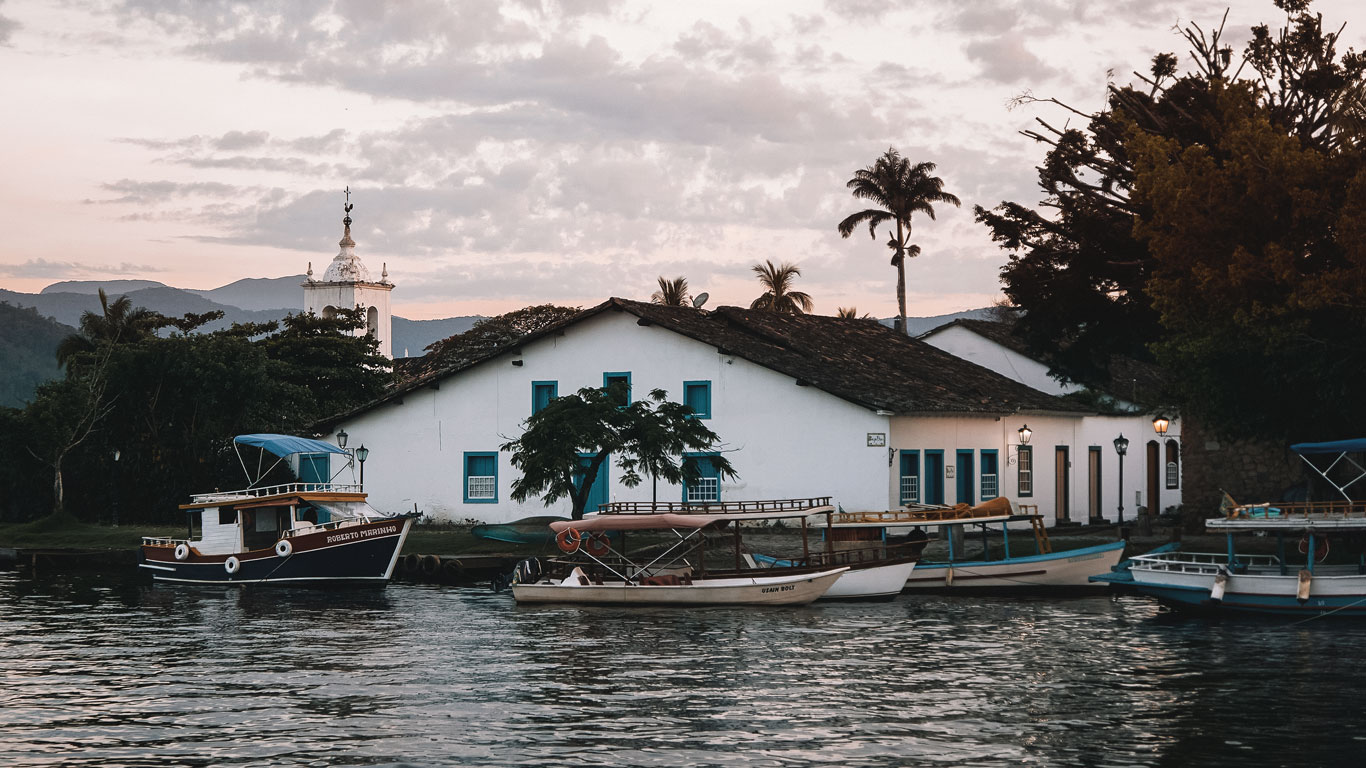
[319, 298, 1078, 430]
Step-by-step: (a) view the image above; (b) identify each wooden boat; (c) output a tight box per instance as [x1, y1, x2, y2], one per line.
[139, 434, 414, 587]
[509, 498, 855, 605]
[1114, 439, 1366, 615]
[824, 497, 1125, 592]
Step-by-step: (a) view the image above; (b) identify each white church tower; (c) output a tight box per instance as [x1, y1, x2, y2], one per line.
[303, 189, 395, 358]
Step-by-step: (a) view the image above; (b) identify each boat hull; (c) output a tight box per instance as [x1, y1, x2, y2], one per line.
[1130, 565, 1366, 616]
[820, 560, 917, 601]
[511, 568, 847, 606]
[902, 541, 1126, 592]
[139, 517, 413, 587]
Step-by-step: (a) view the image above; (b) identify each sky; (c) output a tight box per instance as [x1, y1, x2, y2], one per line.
[1, 1, 1364, 320]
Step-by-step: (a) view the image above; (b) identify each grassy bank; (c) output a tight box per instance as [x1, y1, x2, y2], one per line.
[0, 515, 183, 550]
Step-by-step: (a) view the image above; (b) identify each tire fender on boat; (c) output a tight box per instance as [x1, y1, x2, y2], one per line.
[224, 556, 240, 575]
[556, 528, 583, 554]
[421, 554, 441, 575]
[402, 553, 421, 573]
[173, 544, 190, 561]
[275, 539, 293, 558]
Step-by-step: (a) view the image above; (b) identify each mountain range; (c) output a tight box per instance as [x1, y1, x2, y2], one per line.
[0, 275, 993, 407]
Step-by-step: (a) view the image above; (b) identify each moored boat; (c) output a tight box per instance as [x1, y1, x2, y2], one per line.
[139, 434, 414, 587]
[1114, 439, 1366, 616]
[509, 498, 858, 605]
[826, 497, 1126, 592]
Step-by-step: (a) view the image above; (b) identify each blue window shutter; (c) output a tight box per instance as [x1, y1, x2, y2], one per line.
[683, 380, 711, 419]
[532, 381, 557, 414]
[463, 452, 498, 503]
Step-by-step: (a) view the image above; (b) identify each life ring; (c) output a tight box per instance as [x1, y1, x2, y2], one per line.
[224, 556, 240, 575]
[275, 539, 293, 558]
[556, 528, 583, 554]
[1298, 536, 1330, 563]
[241, 510, 254, 527]
[173, 543, 190, 561]
[583, 532, 611, 557]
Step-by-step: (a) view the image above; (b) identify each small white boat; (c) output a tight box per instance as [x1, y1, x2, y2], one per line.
[512, 566, 847, 606]
[827, 498, 1125, 592]
[510, 498, 862, 606]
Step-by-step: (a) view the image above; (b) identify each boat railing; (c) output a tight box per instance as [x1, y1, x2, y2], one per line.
[141, 536, 189, 547]
[1130, 550, 1281, 575]
[596, 497, 834, 515]
[280, 516, 379, 538]
[828, 505, 1014, 526]
[190, 482, 364, 503]
[1225, 500, 1366, 520]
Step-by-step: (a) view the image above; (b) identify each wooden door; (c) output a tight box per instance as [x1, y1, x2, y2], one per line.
[1146, 440, 1160, 516]
[1088, 447, 1102, 521]
[1055, 446, 1070, 523]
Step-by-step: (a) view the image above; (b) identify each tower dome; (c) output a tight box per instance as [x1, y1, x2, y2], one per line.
[302, 188, 396, 358]
[322, 199, 373, 282]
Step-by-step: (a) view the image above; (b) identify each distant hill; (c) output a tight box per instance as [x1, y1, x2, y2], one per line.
[882, 308, 997, 336]
[393, 316, 481, 358]
[191, 275, 308, 312]
[40, 279, 167, 295]
[0, 302, 74, 408]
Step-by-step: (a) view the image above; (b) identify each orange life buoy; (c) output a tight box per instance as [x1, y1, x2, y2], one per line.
[583, 532, 611, 557]
[556, 527, 583, 554]
[1298, 536, 1330, 563]
[241, 510, 254, 527]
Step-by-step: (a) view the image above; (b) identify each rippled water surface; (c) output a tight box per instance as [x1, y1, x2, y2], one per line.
[2, 569, 1364, 767]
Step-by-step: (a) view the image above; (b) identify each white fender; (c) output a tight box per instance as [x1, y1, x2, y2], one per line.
[174, 543, 190, 561]
[275, 539, 293, 558]
[1210, 569, 1229, 602]
[1297, 569, 1312, 603]
[224, 556, 240, 575]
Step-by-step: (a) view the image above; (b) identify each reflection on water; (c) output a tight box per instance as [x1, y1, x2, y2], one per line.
[2, 569, 1364, 767]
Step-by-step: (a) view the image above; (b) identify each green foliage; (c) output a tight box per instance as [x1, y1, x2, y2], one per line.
[0, 303, 71, 408]
[501, 384, 737, 519]
[417, 304, 580, 378]
[651, 276, 691, 306]
[977, 0, 1366, 439]
[839, 147, 960, 332]
[2, 302, 393, 523]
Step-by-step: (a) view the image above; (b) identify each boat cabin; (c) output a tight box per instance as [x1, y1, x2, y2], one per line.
[179, 490, 377, 556]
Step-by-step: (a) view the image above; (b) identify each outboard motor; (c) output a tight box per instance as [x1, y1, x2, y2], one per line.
[511, 557, 543, 585]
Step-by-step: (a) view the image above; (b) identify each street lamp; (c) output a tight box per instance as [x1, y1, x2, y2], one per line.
[111, 449, 121, 528]
[356, 444, 369, 487]
[1018, 425, 1032, 445]
[1152, 415, 1170, 436]
[336, 428, 349, 449]
[1114, 434, 1130, 529]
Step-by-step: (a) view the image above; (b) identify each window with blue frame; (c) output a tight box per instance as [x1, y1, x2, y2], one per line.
[603, 372, 631, 405]
[683, 453, 721, 503]
[683, 380, 711, 419]
[899, 450, 920, 505]
[532, 381, 558, 414]
[463, 452, 497, 503]
[1018, 446, 1033, 497]
[980, 450, 999, 500]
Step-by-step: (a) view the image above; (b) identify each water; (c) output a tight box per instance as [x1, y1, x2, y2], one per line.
[1, 569, 1363, 767]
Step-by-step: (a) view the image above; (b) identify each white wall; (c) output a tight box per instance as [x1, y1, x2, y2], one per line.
[921, 325, 1079, 397]
[334, 310, 892, 523]
[303, 281, 394, 358]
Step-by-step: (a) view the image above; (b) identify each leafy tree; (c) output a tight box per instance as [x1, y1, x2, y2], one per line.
[749, 260, 814, 314]
[418, 304, 580, 378]
[836, 307, 873, 320]
[977, 0, 1366, 391]
[56, 289, 168, 371]
[651, 276, 691, 306]
[839, 148, 960, 334]
[502, 384, 737, 519]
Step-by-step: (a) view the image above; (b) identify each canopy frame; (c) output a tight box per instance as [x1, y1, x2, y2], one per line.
[232, 434, 350, 489]
[1292, 440, 1366, 502]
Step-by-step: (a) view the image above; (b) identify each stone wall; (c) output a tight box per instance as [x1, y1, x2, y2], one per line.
[1179, 416, 1303, 521]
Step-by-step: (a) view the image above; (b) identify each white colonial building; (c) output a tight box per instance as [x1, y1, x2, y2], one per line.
[303, 195, 395, 358]
[920, 318, 1183, 523]
[316, 299, 1130, 525]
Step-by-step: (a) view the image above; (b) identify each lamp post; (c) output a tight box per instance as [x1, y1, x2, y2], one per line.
[1114, 434, 1130, 532]
[1018, 424, 1032, 446]
[337, 428, 349, 450]
[1152, 415, 1170, 437]
[356, 444, 369, 488]
[111, 449, 121, 528]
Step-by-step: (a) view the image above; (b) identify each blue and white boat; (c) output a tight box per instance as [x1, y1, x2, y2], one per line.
[821, 498, 1126, 592]
[1117, 438, 1366, 615]
[139, 434, 414, 587]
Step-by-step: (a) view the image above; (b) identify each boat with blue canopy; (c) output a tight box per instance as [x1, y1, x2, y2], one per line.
[139, 434, 415, 587]
[1110, 438, 1366, 615]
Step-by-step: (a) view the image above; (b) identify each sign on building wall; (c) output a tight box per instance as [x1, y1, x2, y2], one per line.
[867, 433, 885, 447]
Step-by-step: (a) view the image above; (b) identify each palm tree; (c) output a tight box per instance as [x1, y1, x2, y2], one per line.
[838, 148, 960, 334]
[836, 307, 872, 319]
[56, 289, 165, 370]
[750, 260, 814, 314]
[651, 276, 690, 306]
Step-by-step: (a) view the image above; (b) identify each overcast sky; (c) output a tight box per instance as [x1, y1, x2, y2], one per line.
[1, 0, 1363, 319]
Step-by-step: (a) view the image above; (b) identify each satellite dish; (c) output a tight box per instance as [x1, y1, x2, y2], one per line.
[692, 292, 709, 309]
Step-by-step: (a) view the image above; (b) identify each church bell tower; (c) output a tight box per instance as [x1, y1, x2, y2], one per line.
[303, 189, 395, 358]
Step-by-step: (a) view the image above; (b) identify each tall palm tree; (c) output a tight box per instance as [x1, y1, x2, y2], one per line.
[56, 289, 164, 370]
[750, 260, 814, 314]
[651, 276, 690, 306]
[836, 307, 872, 319]
[838, 148, 960, 334]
